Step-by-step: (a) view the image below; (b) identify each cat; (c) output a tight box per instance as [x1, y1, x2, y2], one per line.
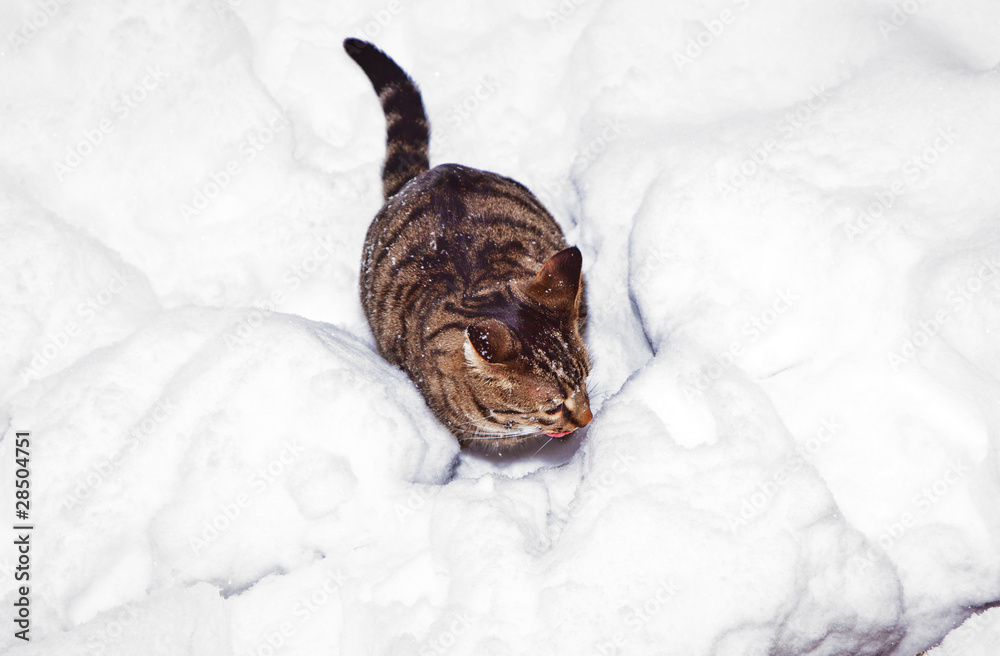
[344, 38, 592, 451]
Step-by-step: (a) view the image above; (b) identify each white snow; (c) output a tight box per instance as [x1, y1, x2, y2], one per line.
[2, 0, 1000, 654]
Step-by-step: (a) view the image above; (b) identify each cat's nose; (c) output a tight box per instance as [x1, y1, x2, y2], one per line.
[545, 405, 592, 438]
[565, 394, 593, 429]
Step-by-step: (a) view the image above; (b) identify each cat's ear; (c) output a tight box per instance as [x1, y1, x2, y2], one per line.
[524, 246, 583, 315]
[464, 319, 517, 366]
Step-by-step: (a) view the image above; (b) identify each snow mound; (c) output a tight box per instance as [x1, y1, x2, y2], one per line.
[2, 0, 1000, 654]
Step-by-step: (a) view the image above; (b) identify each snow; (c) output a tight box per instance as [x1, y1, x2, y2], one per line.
[2, 0, 1000, 654]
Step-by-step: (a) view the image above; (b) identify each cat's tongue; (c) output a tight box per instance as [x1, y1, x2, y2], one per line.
[545, 431, 573, 438]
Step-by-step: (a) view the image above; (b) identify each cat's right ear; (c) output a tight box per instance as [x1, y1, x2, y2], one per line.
[523, 246, 583, 315]
[464, 319, 517, 366]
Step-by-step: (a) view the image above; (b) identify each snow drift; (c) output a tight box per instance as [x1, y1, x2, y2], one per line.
[2, 0, 1000, 654]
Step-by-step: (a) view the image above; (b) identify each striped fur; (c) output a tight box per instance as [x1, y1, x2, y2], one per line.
[344, 38, 429, 199]
[345, 39, 592, 451]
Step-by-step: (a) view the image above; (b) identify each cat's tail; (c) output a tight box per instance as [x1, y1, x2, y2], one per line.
[344, 38, 430, 200]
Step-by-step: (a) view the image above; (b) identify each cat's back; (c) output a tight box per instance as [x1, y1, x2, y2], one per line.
[362, 162, 567, 294]
[368, 163, 563, 249]
[360, 163, 568, 363]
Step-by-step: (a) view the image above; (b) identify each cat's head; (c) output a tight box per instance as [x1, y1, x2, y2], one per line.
[456, 247, 592, 449]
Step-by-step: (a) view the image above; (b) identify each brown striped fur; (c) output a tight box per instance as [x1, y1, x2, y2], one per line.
[345, 39, 592, 451]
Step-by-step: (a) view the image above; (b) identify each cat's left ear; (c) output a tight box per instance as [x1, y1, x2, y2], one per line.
[524, 246, 582, 315]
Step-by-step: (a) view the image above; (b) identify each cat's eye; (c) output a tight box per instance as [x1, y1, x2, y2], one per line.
[541, 402, 566, 415]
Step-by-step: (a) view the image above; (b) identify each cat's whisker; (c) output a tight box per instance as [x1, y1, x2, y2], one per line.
[530, 437, 553, 459]
[452, 419, 507, 437]
[454, 424, 546, 441]
[452, 417, 497, 430]
[453, 424, 516, 440]
[452, 415, 545, 441]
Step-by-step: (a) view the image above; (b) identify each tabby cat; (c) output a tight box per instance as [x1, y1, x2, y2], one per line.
[344, 38, 592, 450]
